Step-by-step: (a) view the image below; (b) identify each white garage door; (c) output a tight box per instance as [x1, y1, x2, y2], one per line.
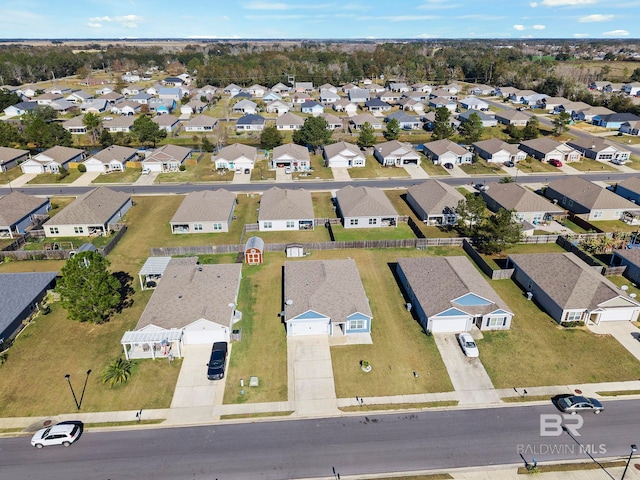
[84, 163, 104, 173]
[430, 316, 469, 333]
[182, 329, 227, 344]
[597, 308, 637, 323]
[289, 321, 330, 336]
[21, 164, 43, 174]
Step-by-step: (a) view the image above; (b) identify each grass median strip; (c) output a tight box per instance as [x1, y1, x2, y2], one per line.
[339, 401, 458, 412]
[84, 419, 165, 429]
[219, 412, 294, 420]
[596, 389, 640, 397]
[516, 460, 626, 475]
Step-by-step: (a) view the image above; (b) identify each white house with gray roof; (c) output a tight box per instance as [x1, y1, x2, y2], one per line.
[82, 145, 138, 173]
[480, 182, 565, 224]
[20, 146, 85, 174]
[0, 191, 51, 238]
[184, 114, 217, 132]
[141, 144, 192, 173]
[122, 258, 243, 358]
[0, 147, 29, 172]
[271, 143, 311, 171]
[396, 256, 513, 333]
[422, 139, 472, 165]
[544, 176, 639, 221]
[258, 187, 314, 231]
[323, 141, 365, 168]
[170, 189, 236, 234]
[406, 179, 465, 226]
[335, 185, 398, 228]
[43, 187, 132, 237]
[508, 253, 640, 325]
[275, 112, 304, 131]
[566, 137, 631, 164]
[472, 138, 526, 164]
[283, 259, 372, 336]
[214, 143, 257, 171]
[373, 140, 420, 167]
[0, 272, 57, 342]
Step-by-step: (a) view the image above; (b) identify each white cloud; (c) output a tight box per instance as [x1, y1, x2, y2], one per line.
[243, 1, 289, 9]
[541, 0, 598, 5]
[603, 29, 629, 36]
[88, 14, 143, 28]
[417, 0, 461, 10]
[89, 16, 112, 22]
[245, 14, 310, 20]
[573, 33, 589, 37]
[579, 14, 613, 22]
[533, 24, 546, 29]
[87, 22, 102, 28]
[530, 1, 539, 6]
[513, 24, 526, 30]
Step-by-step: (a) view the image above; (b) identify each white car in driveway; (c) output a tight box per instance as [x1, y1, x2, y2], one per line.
[458, 333, 479, 357]
[31, 422, 82, 448]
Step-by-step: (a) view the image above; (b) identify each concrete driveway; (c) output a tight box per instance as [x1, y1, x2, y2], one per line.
[4, 173, 36, 187]
[134, 170, 159, 185]
[588, 321, 640, 362]
[287, 335, 339, 417]
[404, 164, 429, 179]
[433, 333, 501, 405]
[331, 167, 351, 181]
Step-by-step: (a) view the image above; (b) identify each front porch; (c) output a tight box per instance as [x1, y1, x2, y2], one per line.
[121, 329, 183, 360]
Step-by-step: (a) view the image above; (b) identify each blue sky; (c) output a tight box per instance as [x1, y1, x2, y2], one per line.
[0, 0, 637, 39]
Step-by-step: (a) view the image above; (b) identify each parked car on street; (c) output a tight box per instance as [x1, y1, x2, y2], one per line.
[556, 395, 603, 415]
[458, 332, 479, 357]
[207, 342, 228, 380]
[31, 422, 82, 448]
[548, 159, 563, 167]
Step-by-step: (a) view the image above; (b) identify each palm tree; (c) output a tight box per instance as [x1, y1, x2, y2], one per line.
[101, 358, 133, 387]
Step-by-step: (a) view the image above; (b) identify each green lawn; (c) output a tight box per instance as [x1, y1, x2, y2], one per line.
[26, 170, 84, 185]
[250, 160, 276, 181]
[292, 154, 333, 180]
[92, 168, 142, 184]
[156, 155, 236, 183]
[348, 155, 410, 179]
[588, 220, 639, 233]
[560, 218, 589, 234]
[0, 167, 25, 184]
[23, 234, 113, 251]
[568, 158, 617, 172]
[459, 159, 506, 176]
[479, 278, 640, 388]
[516, 158, 560, 173]
[332, 223, 416, 241]
[421, 156, 450, 176]
[312, 192, 338, 219]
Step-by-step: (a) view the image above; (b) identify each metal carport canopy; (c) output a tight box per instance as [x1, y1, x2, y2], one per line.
[138, 256, 172, 289]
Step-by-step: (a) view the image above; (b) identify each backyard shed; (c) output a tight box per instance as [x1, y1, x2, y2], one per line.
[245, 236, 264, 265]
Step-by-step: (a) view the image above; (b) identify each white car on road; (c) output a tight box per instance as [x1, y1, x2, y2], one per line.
[31, 422, 82, 448]
[458, 333, 479, 357]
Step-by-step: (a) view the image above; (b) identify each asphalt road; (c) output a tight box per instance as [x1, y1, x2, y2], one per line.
[1, 400, 638, 479]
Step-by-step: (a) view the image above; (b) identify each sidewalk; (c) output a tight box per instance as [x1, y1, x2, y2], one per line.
[69, 171, 101, 186]
[3, 172, 37, 187]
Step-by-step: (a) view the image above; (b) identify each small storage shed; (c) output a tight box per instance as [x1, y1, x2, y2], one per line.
[286, 244, 304, 258]
[245, 236, 264, 265]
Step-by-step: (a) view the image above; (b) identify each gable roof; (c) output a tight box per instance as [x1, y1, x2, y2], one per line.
[258, 187, 314, 221]
[284, 259, 372, 323]
[397, 256, 509, 317]
[184, 114, 217, 127]
[90, 145, 138, 163]
[0, 146, 29, 164]
[615, 176, 640, 195]
[31, 146, 84, 165]
[145, 144, 192, 163]
[567, 137, 630, 154]
[406, 179, 465, 216]
[335, 185, 397, 217]
[216, 143, 257, 161]
[482, 182, 564, 214]
[422, 139, 469, 156]
[0, 272, 58, 335]
[273, 143, 310, 161]
[375, 140, 418, 158]
[0, 192, 49, 227]
[135, 258, 242, 330]
[509, 253, 636, 311]
[171, 189, 236, 224]
[323, 141, 362, 159]
[44, 187, 130, 226]
[520, 137, 565, 154]
[495, 110, 530, 121]
[236, 114, 266, 126]
[546, 176, 638, 211]
[275, 112, 304, 126]
[473, 138, 522, 155]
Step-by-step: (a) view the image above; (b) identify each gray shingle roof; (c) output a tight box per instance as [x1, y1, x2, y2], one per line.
[0, 146, 29, 164]
[272, 143, 310, 162]
[32, 146, 84, 164]
[482, 182, 564, 214]
[473, 138, 521, 156]
[422, 139, 468, 156]
[397, 256, 509, 317]
[0, 272, 57, 337]
[616, 176, 640, 195]
[0, 192, 49, 227]
[284, 259, 372, 323]
[135, 258, 242, 330]
[323, 141, 361, 158]
[508, 253, 630, 310]
[215, 143, 257, 162]
[406, 179, 465, 218]
[90, 145, 138, 163]
[44, 187, 130, 227]
[335, 185, 397, 217]
[170, 190, 236, 224]
[546, 176, 638, 211]
[258, 187, 314, 221]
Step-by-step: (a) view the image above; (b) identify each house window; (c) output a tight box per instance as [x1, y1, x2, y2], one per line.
[369, 218, 377, 225]
[286, 221, 295, 228]
[74, 226, 84, 234]
[565, 311, 583, 322]
[593, 211, 603, 219]
[349, 319, 366, 330]
[350, 219, 359, 226]
[486, 316, 507, 327]
[263, 222, 273, 229]
[213, 223, 222, 231]
[194, 223, 203, 231]
[49, 227, 59, 235]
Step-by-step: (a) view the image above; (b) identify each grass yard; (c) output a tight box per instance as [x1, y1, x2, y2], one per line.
[293, 155, 333, 180]
[459, 159, 505, 176]
[588, 220, 639, 233]
[23, 234, 113, 251]
[478, 278, 640, 388]
[332, 223, 416, 241]
[49, 196, 77, 216]
[560, 218, 589, 234]
[348, 156, 410, 179]
[421, 157, 449, 176]
[26, 170, 84, 185]
[253, 227, 332, 244]
[568, 158, 617, 172]
[0, 294, 182, 417]
[312, 192, 338, 219]
[156, 155, 232, 183]
[480, 242, 567, 269]
[92, 168, 142, 184]
[0, 167, 25, 184]
[250, 160, 277, 181]
[223, 254, 289, 404]
[516, 158, 560, 174]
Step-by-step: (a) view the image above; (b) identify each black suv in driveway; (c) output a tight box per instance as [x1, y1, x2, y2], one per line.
[207, 342, 228, 380]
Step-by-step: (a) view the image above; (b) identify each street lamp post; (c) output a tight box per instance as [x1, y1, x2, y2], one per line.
[64, 370, 92, 411]
[621, 444, 638, 480]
